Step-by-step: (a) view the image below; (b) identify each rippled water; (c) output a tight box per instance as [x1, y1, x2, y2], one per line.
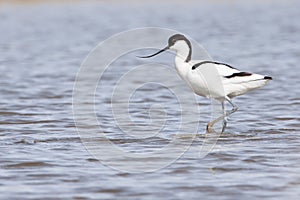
[1, 1, 300, 199]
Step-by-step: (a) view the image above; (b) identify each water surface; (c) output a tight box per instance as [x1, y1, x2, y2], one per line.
[1, 1, 300, 199]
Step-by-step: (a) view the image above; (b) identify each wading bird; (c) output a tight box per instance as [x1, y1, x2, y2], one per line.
[138, 34, 272, 131]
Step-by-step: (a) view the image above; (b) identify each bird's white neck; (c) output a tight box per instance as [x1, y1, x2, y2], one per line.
[172, 40, 191, 63]
[173, 41, 191, 79]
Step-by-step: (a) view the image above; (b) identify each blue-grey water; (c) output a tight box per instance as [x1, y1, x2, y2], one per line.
[1, 1, 300, 199]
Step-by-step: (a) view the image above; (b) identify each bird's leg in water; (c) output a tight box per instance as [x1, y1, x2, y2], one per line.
[207, 97, 238, 133]
[221, 102, 227, 133]
[206, 102, 226, 133]
[225, 96, 238, 116]
[206, 115, 225, 133]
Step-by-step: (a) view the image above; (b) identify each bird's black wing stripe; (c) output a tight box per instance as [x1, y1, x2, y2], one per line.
[192, 61, 236, 70]
[225, 72, 252, 79]
[264, 76, 272, 80]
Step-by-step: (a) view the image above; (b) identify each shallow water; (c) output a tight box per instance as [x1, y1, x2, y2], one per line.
[1, 1, 300, 199]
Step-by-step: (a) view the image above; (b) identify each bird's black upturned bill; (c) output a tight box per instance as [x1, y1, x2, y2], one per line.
[137, 46, 169, 58]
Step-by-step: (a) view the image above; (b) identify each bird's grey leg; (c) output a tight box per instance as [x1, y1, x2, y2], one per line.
[221, 101, 227, 133]
[207, 98, 236, 133]
[207, 116, 223, 132]
[206, 101, 227, 133]
[225, 96, 238, 116]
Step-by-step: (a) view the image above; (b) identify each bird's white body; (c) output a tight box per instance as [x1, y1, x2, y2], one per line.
[175, 58, 215, 98]
[172, 40, 271, 100]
